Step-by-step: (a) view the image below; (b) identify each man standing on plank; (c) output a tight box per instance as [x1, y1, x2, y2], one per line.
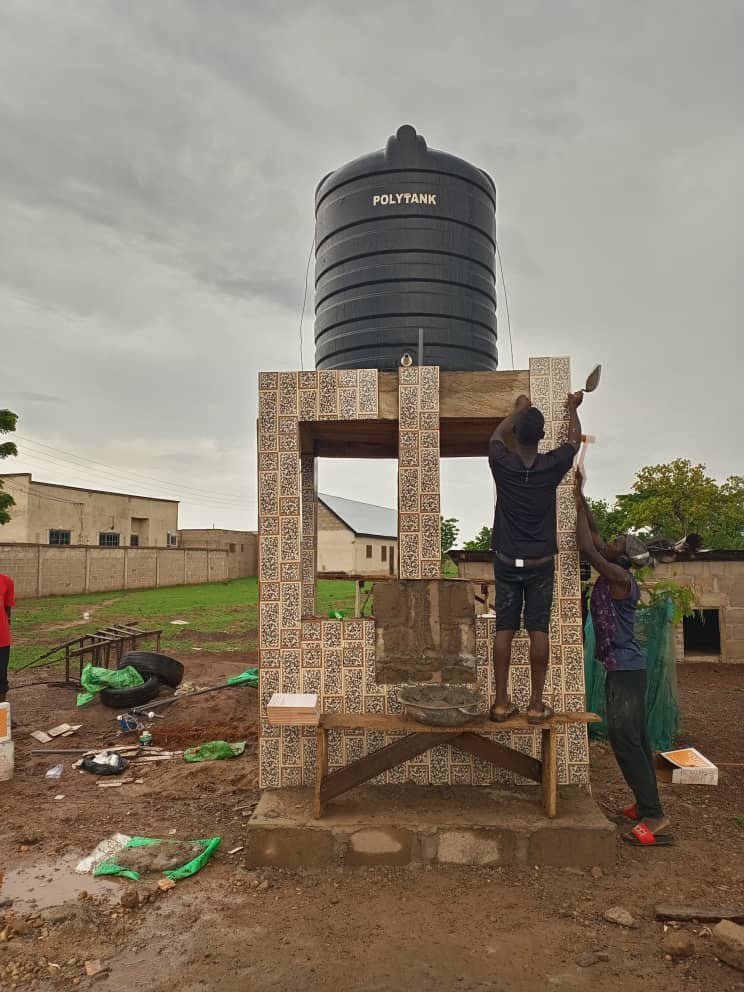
[0, 572, 15, 704]
[576, 476, 672, 846]
[488, 391, 584, 724]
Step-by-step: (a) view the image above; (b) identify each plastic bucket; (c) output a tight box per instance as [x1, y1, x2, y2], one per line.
[0, 740, 14, 782]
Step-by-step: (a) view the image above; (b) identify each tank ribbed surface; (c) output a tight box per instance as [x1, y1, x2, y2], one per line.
[314, 125, 498, 371]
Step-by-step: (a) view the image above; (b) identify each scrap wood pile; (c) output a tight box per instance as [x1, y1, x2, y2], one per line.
[23, 622, 164, 683]
[28, 650, 259, 791]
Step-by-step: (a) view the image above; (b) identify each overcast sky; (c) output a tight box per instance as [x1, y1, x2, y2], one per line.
[2, 1, 742, 541]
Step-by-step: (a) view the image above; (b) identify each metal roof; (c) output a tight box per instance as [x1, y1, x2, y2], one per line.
[319, 493, 397, 538]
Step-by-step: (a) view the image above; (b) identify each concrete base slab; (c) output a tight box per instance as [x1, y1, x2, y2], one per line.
[245, 785, 615, 869]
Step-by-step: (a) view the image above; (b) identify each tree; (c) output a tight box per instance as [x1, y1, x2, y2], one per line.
[463, 525, 492, 550]
[440, 517, 459, 556]
[0, 409, 18, 525]
[622, 459, 744, 548]
[712, 475, 744, 549]
[585, 497, 629, 542]
[595, 459, 744, 550]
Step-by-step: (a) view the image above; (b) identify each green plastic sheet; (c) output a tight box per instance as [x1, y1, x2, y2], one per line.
[584, 595, 680, 751]
[183, 740, 246, 762]
[327, 610, 344, 620]
[94, 836, 221, 882]
[225, 668, 258, 687]
[77, 663, 144, 707]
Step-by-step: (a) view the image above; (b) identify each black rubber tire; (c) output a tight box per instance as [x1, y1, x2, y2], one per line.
[99, 674, 161, 709]
[118, 651, 184, 688]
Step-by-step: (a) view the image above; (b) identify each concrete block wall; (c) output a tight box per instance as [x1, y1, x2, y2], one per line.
[179, 530, 257, 580]
[0, 544, 242, 599]
[0, 545, 39, 597]
[125, 550, 159, 589]
[652, 559, 744, 663]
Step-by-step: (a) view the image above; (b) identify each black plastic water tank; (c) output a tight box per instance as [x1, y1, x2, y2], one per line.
[314, 125, 498, 372]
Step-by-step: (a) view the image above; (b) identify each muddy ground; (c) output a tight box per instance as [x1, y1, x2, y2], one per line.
[1, 656, 743, 991]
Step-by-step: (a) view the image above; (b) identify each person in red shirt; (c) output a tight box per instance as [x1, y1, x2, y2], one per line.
[0, 573, 15, 703]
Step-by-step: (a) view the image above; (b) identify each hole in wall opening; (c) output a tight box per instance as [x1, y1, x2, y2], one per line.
[683, 608, 721, 659]
[313, 458, 398, 617]
[439, 457, 495, 614]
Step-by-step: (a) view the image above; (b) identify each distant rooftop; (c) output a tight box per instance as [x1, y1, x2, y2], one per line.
[0, 472, 179, 504]
[319, 493, 397, 538]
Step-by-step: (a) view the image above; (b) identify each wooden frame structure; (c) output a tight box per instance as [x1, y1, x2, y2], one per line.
[258, 358, 590, 793]
[313, 712, 600, 819]
[35, 623, 163, 684]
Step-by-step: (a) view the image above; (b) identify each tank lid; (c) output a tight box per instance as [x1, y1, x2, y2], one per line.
[315, 125, 495, 207]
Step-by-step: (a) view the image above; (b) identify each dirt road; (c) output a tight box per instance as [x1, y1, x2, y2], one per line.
[1, 659, 742, 991]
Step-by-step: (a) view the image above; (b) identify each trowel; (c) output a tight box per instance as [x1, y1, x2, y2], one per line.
[580, 364, 602, 396]
[575, 365, 601, 475]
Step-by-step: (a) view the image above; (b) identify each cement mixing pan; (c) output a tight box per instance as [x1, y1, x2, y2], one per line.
[398, 685, 481, 727]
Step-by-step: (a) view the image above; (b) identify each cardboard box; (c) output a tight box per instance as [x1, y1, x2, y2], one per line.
[0, 702, 10, 743]
[656, 747, 718, 785]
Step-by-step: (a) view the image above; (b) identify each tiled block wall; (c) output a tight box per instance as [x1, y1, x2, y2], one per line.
[525, 355, 589, 783]
[257, 358, 589, 789]
[398, 366, 442, 580]
[300, 454, 317, 618]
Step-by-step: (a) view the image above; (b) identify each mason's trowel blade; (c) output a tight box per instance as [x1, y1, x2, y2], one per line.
[584, 364, 602, 392]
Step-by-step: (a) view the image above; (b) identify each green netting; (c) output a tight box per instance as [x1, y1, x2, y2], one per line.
[584, 594, 680, 751]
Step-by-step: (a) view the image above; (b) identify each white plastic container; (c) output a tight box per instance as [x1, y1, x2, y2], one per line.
[0, 739, 14, 781]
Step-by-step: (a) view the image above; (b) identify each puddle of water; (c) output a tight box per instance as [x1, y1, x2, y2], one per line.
[1, 856, 119, 911]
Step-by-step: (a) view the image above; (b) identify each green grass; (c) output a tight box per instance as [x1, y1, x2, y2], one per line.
[734, 814, 744, 830]
[9, 578, 359, 671]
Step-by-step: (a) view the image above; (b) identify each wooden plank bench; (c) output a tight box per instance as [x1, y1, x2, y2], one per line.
[314, 712, 601, 820]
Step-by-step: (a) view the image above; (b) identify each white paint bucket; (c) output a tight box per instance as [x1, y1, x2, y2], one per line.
[0, 739, 14, 782]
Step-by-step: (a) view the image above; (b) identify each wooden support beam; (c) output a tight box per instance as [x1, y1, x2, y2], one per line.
[314, 726, 329, 818]
[438, 371, 531, 420]
[320, 712, 600, 733]
[299, 369, 533, 458]
[541, 727, 557, 817]
[299, 420, 398, 458]
[450, 732, 542, 783]
[319, 732, 457, 805]
[377, 370, 531, 421]
[312, 711, 593, 819]
[377, 372, 399, 420]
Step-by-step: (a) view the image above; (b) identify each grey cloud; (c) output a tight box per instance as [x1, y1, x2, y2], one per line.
[200, 269, 306, 312]
[2, 0, 742, 538]
[9, 391, 64, 404]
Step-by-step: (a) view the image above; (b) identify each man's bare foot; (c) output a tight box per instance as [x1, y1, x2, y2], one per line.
[526, 701, 554, 725]
[489, 698, 518, 723]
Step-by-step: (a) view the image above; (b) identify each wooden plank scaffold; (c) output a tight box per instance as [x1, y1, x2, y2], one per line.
[313, 712, 601, 820]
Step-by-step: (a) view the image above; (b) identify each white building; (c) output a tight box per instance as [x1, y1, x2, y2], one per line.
[317, 494, 397, 576]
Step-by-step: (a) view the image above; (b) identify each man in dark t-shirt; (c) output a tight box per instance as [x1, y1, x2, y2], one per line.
[487, 392, 583, 723]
